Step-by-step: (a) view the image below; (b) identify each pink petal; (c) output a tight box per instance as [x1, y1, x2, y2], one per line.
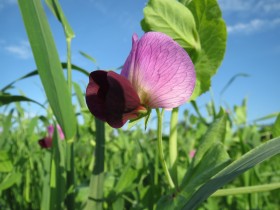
[121, 32, 196, 109]
[47, 125, 64, 139]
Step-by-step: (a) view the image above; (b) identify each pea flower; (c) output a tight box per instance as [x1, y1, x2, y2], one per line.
[86, 32, 196, 128]
[38, 125, 65, 148]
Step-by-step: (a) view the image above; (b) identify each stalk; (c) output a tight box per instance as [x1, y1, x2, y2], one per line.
[156, 108, 175, 189]
[169, 107, 178, 186]
[65, 38, 75, 210]
[86, 119, 105, 210]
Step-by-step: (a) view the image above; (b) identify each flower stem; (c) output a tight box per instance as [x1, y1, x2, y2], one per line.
[169, 107, 178, 186]
[86, 119, 105, 210]
[156, 108, 175, 189]
[65, 38, 75, 210]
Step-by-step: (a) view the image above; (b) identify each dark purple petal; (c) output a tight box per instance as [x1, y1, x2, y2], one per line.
[38, 137, 52, 148]
[85, 70, 108, 121]
[86, 70, 145, 128]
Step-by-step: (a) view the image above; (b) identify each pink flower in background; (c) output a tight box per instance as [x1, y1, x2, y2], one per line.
[86, 32, 196, 128]
[38, 125, 64, 148]
[189, 150, 196, 158]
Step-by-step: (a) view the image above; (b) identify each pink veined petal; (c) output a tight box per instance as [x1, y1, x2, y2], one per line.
[121, 32, 196, 109]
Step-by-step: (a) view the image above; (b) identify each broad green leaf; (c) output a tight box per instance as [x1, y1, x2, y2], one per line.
[142, 0, 200, 51]
[0, 151, 13, 172]
[114, 167, 138, 194]
[18, 0, 76, 139]
[0, 172, 21, 191]
[45, 0, 75, 40]
[0, 94, 44, 108]
[212, 182, 280, 196]
[183, 136, 280, 210]
[272, 114, 280, 137]
[179, 0, 192, 6]
[186, 0, 227, 99]
[186, 110, 227, 172]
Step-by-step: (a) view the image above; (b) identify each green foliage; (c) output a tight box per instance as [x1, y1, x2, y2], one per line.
[1, 0, 279, 210]
[18, 0, 76, 140]
[142, 0, 227, 100]
[142, 0, 200, 52]
[186, 0, 227, 99]
[273, 114, 280, 137]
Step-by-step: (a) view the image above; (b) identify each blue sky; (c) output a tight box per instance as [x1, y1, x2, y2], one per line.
[0, 0, 279, 124]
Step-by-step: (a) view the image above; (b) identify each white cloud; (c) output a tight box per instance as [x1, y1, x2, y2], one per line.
[218, 0, 252, 11]
[4, 41, 32, 59]
[218, 0, 280, 13]
[0, 0, 17, 10]
[227, 18, 280, 34]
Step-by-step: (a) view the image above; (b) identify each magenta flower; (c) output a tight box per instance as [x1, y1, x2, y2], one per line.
[86, 32, 196, 128]
[38, 125, 65, 148]
[189, 150, 196, 158]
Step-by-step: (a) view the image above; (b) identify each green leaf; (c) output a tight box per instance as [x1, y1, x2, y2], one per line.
[220, 73, 250, 95]
[40, 151, 52, 210]
[253, 112, 279, 123]
[157, 112, 230, 210]
[0, 172, 21, 191]
[186, 0, 227, 99]
[234, 98, 247, 125]
[79, 51, 97, 64]
[0, 94, 44, 108]
[73, 82, 86, 110]
[50, 125, 66, 209]
[272, 114, 280, 137]
[142, 0, 200, 52]
[212, 182, 280, 196]
[183, 136, 280, 210]
[0, 109, 13, 147]
[114, 167, 138, 194]
[0, 151, 13, 172]
[185, 111, 228, 174]
[1, 63, 89, 93]
[45, 0, 75, 40]
[18, 0, 76, 139]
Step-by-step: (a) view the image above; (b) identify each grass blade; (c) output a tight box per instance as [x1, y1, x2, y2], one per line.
[183, 136, 280, 210]
[17, 0, 76, 140]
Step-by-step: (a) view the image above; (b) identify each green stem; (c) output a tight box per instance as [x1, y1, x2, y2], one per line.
[65, 142, 75, 210]
[156, 108, 175, 189]
[65, 38, 75, 210]
[169, 107, 178, 186]
[86, 119, 105, 210]
[66, 38, 72, 91]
